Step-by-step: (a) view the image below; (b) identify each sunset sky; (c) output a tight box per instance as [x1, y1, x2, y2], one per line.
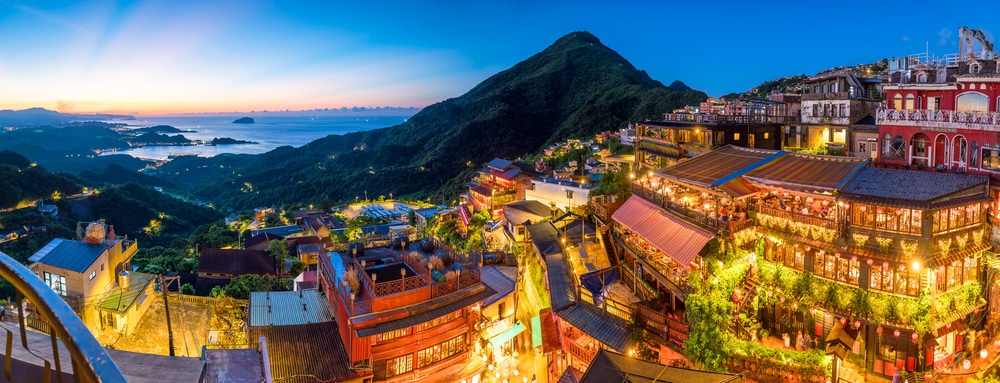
[1, 0, 997, 114]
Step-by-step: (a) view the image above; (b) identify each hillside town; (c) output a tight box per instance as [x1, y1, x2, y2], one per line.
[5, 26, 1000, 383]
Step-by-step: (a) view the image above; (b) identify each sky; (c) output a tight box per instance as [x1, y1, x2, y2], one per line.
[1, 1, 998, 115]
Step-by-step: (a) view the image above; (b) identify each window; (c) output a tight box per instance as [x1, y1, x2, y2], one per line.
[928, 97, 940, 111]
[812, 104, 819, 116]
[982, 147, 1000, 171]
[375, 327, 411, 343]
[385, 354, 413, 378]
[89, 271, 96, 281]
[416, 334, 465, 368]
[957, 92, 989, 112]
[839, 104, 846, 117]
[970, 63, 982, 74]
[917, 73, 928, 83]
[734, 133, 741, 141]
[417, 309, 463, 332]
[904, 94, 915, 110]
[498, 302, 506, 317]
[763, 132, 770, 139]
[893, 94, 903, 110]
[43, 272, 67, 296]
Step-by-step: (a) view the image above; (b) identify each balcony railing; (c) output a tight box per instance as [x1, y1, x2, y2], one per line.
[613, 235, 693, 296]
[0, 251, 127, 382]
[876, 108, 1000, 130]
[660, 113, 796, 124]
[802, 89, 880, 101]
[634, 303, 689, 349]
[563, 337, 596, 365]
[632, 184, 748, 237]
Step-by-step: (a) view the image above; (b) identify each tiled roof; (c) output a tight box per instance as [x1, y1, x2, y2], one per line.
[251, 322, 370, 383]
[198, 247, 275, 275]
[744, 152, 869, 195]
[251, 225, 302, 238]
[248, 290, 333, 327]
[480, 265, 516, 307]
[527, 222, 563, 257]
[496, 167, 523, 181]
[29, 238, 107, 273]
[556, 304, 630, 352]
[487, 158, 513, 170]
[656, 145, 781, 189]
[354, 285, 496, 337]
[244, 232, 284, 249]
[840, 167, 989, 208]
[544, 250, 576, 311]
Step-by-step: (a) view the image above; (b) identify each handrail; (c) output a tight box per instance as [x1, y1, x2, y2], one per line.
[0, 251, 127, 383]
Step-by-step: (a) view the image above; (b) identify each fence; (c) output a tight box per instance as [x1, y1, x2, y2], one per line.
[24, 316, 52, 334]
[634, 303, 689, 350]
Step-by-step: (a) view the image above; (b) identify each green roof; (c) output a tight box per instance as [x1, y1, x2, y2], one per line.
[98, 273, 156, 313]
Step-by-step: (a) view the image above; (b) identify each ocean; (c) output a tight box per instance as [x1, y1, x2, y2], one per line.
[104, 114, 410, 160]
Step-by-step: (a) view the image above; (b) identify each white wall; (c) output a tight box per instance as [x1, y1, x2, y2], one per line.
[524, 180, 592, 211]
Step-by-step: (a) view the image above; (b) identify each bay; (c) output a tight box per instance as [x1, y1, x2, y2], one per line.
[104, 114, 409, 160]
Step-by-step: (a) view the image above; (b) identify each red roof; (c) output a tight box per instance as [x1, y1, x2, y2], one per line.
[611, 196, 714, 267]
[744, 152, 869, 195]
[540, 308, 562, 354]
[198, 247, 276, 275]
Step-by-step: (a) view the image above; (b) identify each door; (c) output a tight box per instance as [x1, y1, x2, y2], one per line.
[867, 139, 878, 160]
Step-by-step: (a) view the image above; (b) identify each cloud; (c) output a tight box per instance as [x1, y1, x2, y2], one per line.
[902, 35, 910, 42]
[938, 28, 953, 46]
[9, 3, 93, 36]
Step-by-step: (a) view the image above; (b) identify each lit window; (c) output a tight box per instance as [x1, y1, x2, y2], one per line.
[734, 133, 741, 140]
[89, 271, 96, 280]
[763, 133, 769, 139]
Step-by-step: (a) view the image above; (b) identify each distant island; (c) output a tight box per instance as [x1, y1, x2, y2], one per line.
[133, 125, 185, 134]
[210, 137, 258, 145]
[232, 117, 255, 124]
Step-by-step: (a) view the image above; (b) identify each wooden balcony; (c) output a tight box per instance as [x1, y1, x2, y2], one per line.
[612, 234, 692, 298]
[634, 303, 689, 349]
[563, 337, 596, 365]
[631, 184, 751, 238]
[753, 205, 841, 242]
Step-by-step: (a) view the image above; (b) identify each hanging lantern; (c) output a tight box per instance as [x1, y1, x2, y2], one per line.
[866, 258, 874, 265]
[835, 252, 841, 258]
[819, 250, 825, 256]
[793, 302, 798, 310]
[883, 262, 890, 269]
[840, 317, 847, 325]
[912, 332, 919, 341]
[894, 329, 900, 337]
[779, 296, 785, 303]
[898, 264, 906, 272]
[860, 205, 867, 212]
[805, 246, 811, 252]
[876, 326, 883, 334]
[851, 256, 858, 262]
[854, 320, 861, 329]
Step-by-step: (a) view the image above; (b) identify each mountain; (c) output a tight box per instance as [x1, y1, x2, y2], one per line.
[0, 108, 132, 125]
[0, 150, 82, 209]
[158, 31, 708, 209]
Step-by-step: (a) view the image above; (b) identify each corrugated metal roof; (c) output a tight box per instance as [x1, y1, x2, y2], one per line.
[744, 152, 869, 194]
[480, 265, 516, 307]
[555, 304, 630, 352]
[354, 286, 496, 337]
[251, 322, 370, 383]
[98, 272, 156, 312]
[580, 349, 743, 383]
[656, 145, 780, 189]
[31, 238, 107, 273]
[612, 196, 714, 267]
[487, 158, 513, 170]
[248, 290, 334, 327]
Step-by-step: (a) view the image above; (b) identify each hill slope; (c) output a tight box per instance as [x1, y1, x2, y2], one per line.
[166, 31, 707, 209]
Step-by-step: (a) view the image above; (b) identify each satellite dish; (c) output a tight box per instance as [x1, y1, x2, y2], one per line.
[83, 222, 106, 245]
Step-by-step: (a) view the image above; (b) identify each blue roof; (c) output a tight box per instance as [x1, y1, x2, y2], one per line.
[415, 207, 439, 219]
[481, 266, 516, 307]
[252, 225, 303, 237]
[31, 238, 107, 273]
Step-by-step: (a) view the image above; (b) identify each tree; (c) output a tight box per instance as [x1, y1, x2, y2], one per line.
[266, 239, 289, 275]
[289, 260, 306, 277]
[181, 283, 195, 295]
[407, 209, 418, 226]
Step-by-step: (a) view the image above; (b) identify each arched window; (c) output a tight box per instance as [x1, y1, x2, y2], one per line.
[823, 84, 829, 93]
[893, 94, 903, 110]
[917, 73, 927, 83]
[883, 134, 892, 155]
[905, 94, 915, 110]
[889, 135, 906, 158]
[970, 62, 982, 74]
[957, 92, 989, 112]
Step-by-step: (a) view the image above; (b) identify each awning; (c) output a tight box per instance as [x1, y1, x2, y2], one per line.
[489, 322, 526, 348]
[531, 315, 542, 348]
[611, 196, 714, 267]
[717, 178, 758, 199]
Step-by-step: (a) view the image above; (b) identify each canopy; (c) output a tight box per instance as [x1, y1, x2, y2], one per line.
[612, 196, 714, 267]
[531, 315, 542, 349]
[489, 322, 526, 348]
[580, 268, 618, 306]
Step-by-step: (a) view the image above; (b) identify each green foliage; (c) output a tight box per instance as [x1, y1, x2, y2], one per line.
[85, 183, 223, 248]
[606, 137, 634, 156]
[189, 222, 240, 249]
[0, 150, 81, 208]
[683, 292, 735, 371]
[213, 274, 277, 300]
[266, 239, 290, 274]
[732, 340, 831, 377]
[181, 283, 195, 295]
[132, 246, 200, 274]
[290, 260, 306, 277]
[588, 166, 632, 197]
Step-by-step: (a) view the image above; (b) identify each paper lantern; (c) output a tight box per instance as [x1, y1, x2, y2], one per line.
[866, 258, 873, 265]
[894, 329, 900, 337]
[854, 320, 861, 328]
[840, 317, 847, 325]
[851, 256, 858, 262]
[912, 332, 919, 341]
[876, 326, 883, 334]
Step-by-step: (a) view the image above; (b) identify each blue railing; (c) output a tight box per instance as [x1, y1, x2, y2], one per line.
[0, 251, 127, 382]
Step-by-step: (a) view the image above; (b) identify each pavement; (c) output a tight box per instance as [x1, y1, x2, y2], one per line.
[96, 296, 213, 357]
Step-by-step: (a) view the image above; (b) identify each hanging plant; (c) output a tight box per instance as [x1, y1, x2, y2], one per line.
[852, 233, 869, 248]
[938, 237, 953, 257]
[972, 228, 985, 245]
[900, 239, 918, 258]
[955, 233, 969, 250]
[876, 236, 893, 253]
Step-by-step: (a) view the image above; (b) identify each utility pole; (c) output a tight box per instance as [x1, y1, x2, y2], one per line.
[159, 274, 175, 356]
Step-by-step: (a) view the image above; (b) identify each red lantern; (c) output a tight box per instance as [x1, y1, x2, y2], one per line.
[898, 264, 906, 272]
[851, 256, 858, 262]
[866, 258, 874, 265]
[840, 317, 847, 325]
[894, 329, 901, 337]
[883, 262, 890, 269]
[912, 332, 919, 343]
[805, 246, 811, 252]
[854, 320, 861, 329]
[835, 252, 841, 258]
[779, 296, 786, 303]
[876, 326, 883, 334]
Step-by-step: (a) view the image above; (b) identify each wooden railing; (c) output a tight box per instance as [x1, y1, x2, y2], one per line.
[563, 337, 596, 365]
[634, 303, 689, 349]
[755, 205, 838, 231]
[372, 275, 428, 296]
[579, 290, 634, 325]
[613, 234, 693, 295]
[631, 184, 732, 237]
[726, 354, 829, 382]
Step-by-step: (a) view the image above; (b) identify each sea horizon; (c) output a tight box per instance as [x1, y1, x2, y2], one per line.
[101, 114, 410, 161]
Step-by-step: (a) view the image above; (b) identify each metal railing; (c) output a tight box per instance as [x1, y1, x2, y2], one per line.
[0, 251, 127, 382]
[877, 107, 1000, 129]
